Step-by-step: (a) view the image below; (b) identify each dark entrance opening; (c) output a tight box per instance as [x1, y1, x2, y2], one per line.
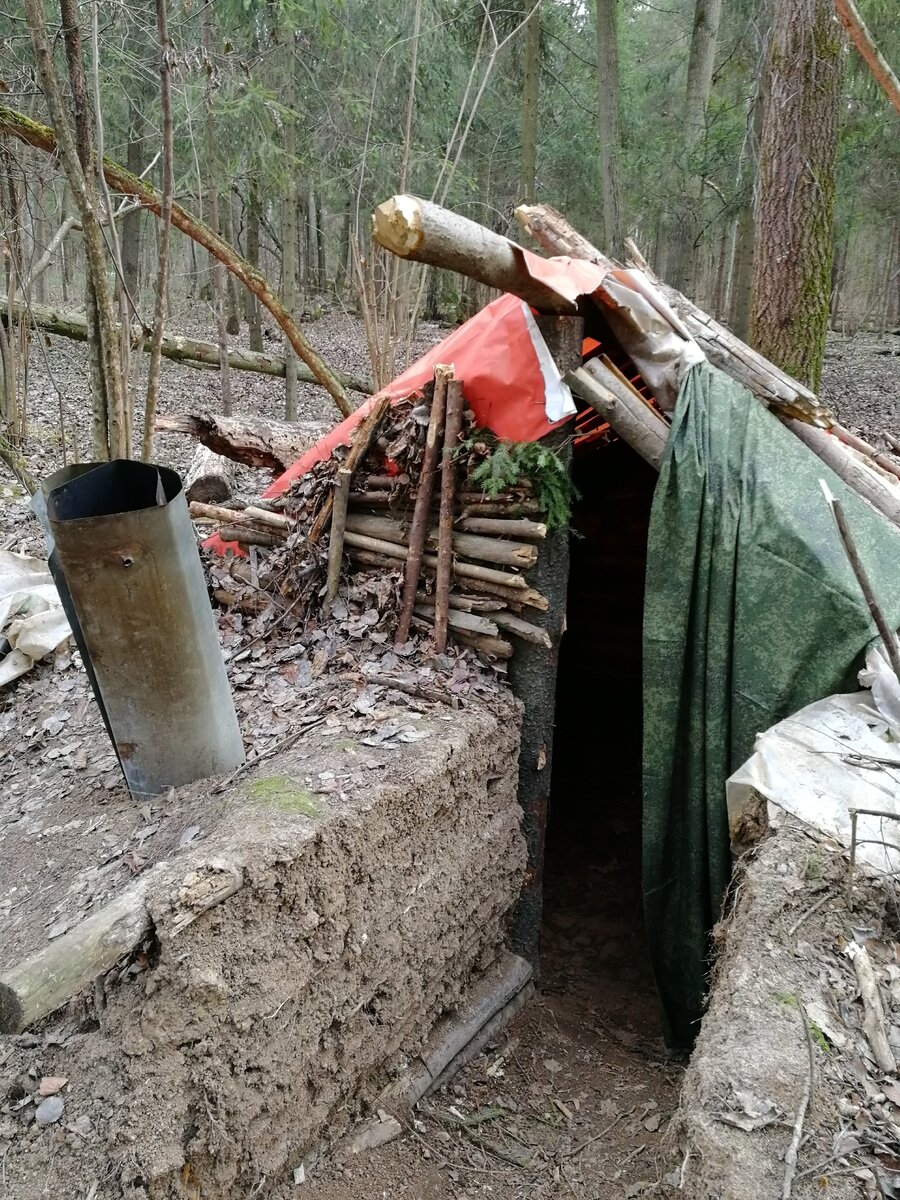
[541, 438, 661, 1038]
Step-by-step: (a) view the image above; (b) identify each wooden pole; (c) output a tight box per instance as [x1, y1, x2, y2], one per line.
[821, 480, 900, 682]
[834, 0, 900, 116]
[435, 380, 465, 652]
[568, 361, 670, 471]
[396, 370, 450, 644]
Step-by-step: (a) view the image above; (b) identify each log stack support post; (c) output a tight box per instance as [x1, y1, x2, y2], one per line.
[507, 314, 583, 972]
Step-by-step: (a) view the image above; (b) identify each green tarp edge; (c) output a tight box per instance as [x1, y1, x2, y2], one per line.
[642, 360, 900, 1049]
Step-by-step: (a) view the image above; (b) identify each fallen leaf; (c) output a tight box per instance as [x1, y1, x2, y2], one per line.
[38, 1076, 67, 1096]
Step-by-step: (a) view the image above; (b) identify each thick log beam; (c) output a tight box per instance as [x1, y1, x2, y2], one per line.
[372, 195, 578, 316]
[0, 297, 372, 395]
[515, 203, 833, 429]
[568, 360, 670, 471]
[155, 412, 329, 474]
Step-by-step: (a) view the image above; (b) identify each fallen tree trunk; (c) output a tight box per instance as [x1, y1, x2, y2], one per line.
[155, 412, 330, 474]
[0, 297, 372, 395]
[514, 203, 833, 428]
[0, 103, 354, 417]
[372, 195, 578, 316]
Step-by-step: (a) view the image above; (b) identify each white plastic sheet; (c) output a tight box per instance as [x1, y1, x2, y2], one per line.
[727, 644, 900, 876]
[0, 550, 71, 686]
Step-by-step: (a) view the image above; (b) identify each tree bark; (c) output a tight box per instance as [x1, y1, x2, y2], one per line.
[595, 0, 625, 254]
[201, 8, 232, 416]
[143, 0, 174, 462]
[282, 60, 299, 420]
[750, 0, 844, 392]
[668, 0, 724, 294]
[121, 97, 145, 298]
[24, 0, 127, 458]
[519, 2, 541, 204]
[245, 176, 263, 350]
[0, 104, 354, 417]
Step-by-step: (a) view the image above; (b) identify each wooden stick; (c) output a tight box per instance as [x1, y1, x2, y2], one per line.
[820, 479, 900, 681]
[345, 511, 537, 569]
[849, 941, 896, 1073]
[325, 467, 352, 607]
[833, 423, 900, 483]
[568, 361, 669, 471]
[457, 516, 547, 540]
[492, 610, 553, 649]
[218, 525, 282, 548]
[415, 591, 506, 614]
[346, 530, 529, 590]
[781, 998, 815, 1200]
[243, 505, 292, 531]
[413, 604, 499, 638]
[0, 885, 152, 1033]
[372, 195, 578, 316]
[184, 445, 234, 504]
[310, 393, 392, 547]
[347, 547, 548, 609]
[451, 629, 514, 660]
[884, 431, 900, 457]
[460, 500, 543, 518]
[435, 379, 465, 653]
[834, 0, 900, 117]
[794, 421, 900, 531]
[396, 369, 450, 644]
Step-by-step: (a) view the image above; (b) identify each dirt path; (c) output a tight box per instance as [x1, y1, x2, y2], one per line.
[302, 796, 684, 1200]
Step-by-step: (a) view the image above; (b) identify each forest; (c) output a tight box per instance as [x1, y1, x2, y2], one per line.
[0, 0, 897, 480]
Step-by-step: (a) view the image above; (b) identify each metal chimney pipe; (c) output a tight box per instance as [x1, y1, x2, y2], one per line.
[35, 460, 244, 797]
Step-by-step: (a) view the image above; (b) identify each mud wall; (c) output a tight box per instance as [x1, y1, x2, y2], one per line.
[0, 701, 524, 1199]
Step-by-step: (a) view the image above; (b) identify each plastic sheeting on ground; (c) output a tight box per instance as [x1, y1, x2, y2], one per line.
[0, 551, 71, 686]
[642, 361, 900, 1049]
[727, 658, 900, 878]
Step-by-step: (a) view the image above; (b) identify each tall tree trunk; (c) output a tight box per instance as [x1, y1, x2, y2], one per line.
[519, 2, 541, 204]
[24, 0, 127, 459]
[222, 190, 241, 334]
[750, 0, 844, 392]
[306, 186, 319, 292]
[282, 60, 299, 421]
[594, 0, 624, 254]
[201, 7, 232, 416]
[316, 193, 326, 289]
[667, 0, 724, 294]
[121, 97, 144, 299]
[245, 177, 262, 350]
[142, 0, 174, 462]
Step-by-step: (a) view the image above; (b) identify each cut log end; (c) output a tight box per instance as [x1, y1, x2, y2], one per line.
[372, 195, 424, 259]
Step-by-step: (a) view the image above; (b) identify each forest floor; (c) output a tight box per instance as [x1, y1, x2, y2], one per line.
[0, 303, 898, 1199]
